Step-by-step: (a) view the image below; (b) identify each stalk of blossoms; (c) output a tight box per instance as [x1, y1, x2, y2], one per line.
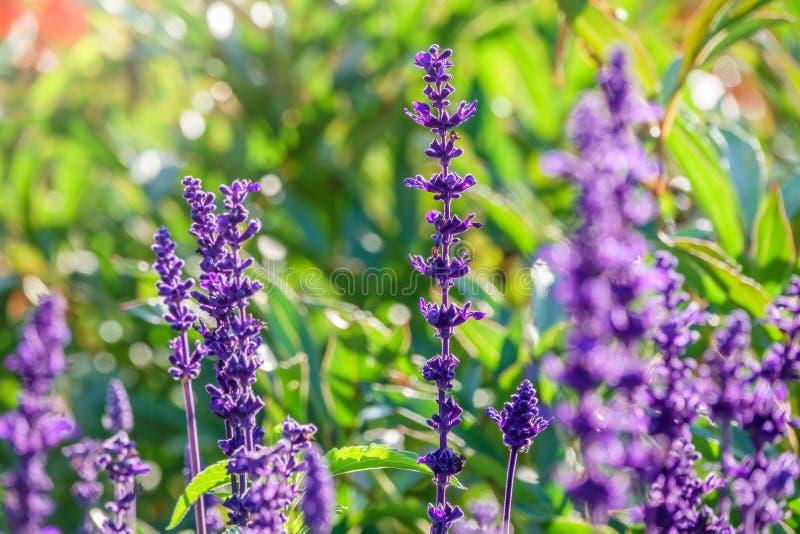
[183, 176, 265, 523]
[540, 50, 661, 523]
[302, 444, 335, 534]
[98, 379, 149, 533]
[63, 438, 104, 533]
[0, 293, 77, 533]
[152, 226, 208, 534]
[486, 379, 551, 534]
[404, 44, 484, 533]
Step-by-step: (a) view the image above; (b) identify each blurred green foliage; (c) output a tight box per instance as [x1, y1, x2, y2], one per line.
[1, 0, 800, 532]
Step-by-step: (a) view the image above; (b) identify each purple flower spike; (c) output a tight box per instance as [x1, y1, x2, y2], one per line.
[103, 379, 134, 433]
[182, 176, 266, 525]
[405, 44, 483, 533]
[302, 444, 335, 534]
[541, 50, 662, 524]
[487, 380, 550, 534]
[487, 380, 551, 452]
[97, 431, 150, 534]
[0, 294, 77, 533]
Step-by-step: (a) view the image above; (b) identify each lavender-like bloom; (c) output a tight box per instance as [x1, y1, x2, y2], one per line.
[63, 438, 104, 533]
[0, 294, 77, 533]
[452, 499, 501, 534]
[153, 225, 208, 534]
[226, 417, 319, 531]
[302, 444, 335, 534]
[541, 50, 659, 523]
[405, 44, 483, 534]
[103, 379, 134, 433]
[96, 430, 150, 534]
[183, 176, 265, 523]
[486, 379, 550, 534]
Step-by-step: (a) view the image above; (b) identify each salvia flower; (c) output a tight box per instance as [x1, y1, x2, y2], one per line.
[96, 431, 150, 534]
[302, 444, 335, 534]
[102, 378, 134, 434]
[487, 379, 550, 534]
[63, 438, 104, 533]
[153, 224, 208, 533]
[405, 43, 482, 534]
[0, 294, 77, 533]
[541, 50, 660, 523]
[182, 176, 266, 523]
[226, 417, 325, 532]
[452, 499, 502, 534]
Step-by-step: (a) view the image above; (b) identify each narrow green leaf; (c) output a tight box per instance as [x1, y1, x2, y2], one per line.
[324, 444, 465, 489]
[325, 444, 430, 477]
[680, 0, 732, 80]
[720, 127, 767, 233]
[751, 183, 796, 293]
[665, 236, 770, 315]
[167, 460, 230, 530]
[702, 16, 791, 63]
[665, 117, 745, 257]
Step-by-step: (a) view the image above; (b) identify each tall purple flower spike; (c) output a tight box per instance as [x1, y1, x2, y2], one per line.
[405, 44, 483, 534]
[0, 294, 77, 533]
[97, 430, 150, 534]
[183, 176, 265, 524]
[153, 225, 208, 533]
[541, 50, 661, 523]
[487, 379, 550, 534]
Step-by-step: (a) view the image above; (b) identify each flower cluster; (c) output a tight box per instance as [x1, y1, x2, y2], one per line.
[452, 499, 501, 534]
[541, 49, 660, 521]
[0, 294, 77, 533]
[405, 44, 483, 534]
[225, 417, 333, 532]
[96, 380, 150, 534]
[183, 176, 267, 523]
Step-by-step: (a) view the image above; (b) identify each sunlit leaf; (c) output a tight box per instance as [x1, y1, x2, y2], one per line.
[750, 183, 796, 293]
[167, 460, 229, 530]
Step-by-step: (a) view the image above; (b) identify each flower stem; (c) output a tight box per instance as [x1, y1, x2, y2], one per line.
[502, 447, 519, 534]
[181, 333, 207, 534]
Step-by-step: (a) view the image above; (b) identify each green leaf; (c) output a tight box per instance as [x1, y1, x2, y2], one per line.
[665, 117, 745, 257]
[720, 127, 767, 233]
[750, 182, 796, 293]
[664, 236, 770, 315]
[680, 0, 732, 81]
[324, 444, 464, 489]
[325, 444, 430, 477]
[702, 15, 791, 62]
[167, 460, 230, 530]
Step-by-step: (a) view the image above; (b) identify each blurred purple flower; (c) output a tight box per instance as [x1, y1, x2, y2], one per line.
[541, 49, 660, 523]
[102, 378, 134, 434]
[405, 43, 482, 533]
[63, 438, 103, 533]
[302, 444, 335, 534]
[0, 294, 77, 533]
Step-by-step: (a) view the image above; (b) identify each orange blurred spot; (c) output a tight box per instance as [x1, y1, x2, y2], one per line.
[35, 0, 87, 46]
[0, 0, 23, 36]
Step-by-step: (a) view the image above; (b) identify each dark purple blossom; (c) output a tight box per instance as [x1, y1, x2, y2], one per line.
[405, 44, 482, 533]
[302, 444, 335, 534]
[487, 379, 551, 451]
[0, 294, 77, 533]
[487, 380, 550, 533]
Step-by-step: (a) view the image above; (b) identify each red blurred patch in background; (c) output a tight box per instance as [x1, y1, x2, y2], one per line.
[0, 0, 88, 47]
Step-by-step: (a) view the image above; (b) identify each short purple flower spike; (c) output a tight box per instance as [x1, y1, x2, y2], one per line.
[405, 44, 482, 534]
[487, 380, 551, 534]
[302, 444, 335, 534]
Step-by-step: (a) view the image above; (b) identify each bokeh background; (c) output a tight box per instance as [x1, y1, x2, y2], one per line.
[1, 0, 800, 532]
